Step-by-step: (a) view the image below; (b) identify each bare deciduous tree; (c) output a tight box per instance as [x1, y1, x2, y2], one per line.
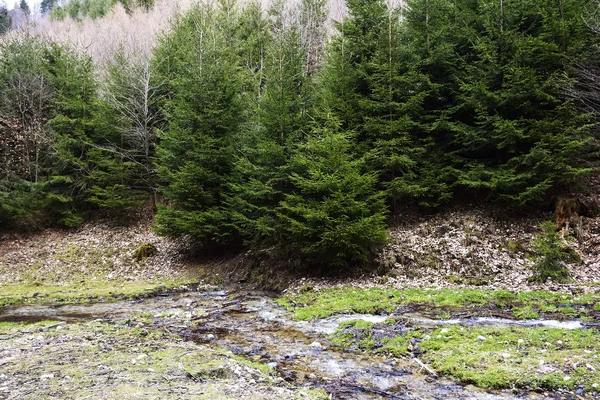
[569, 2, 600, 116]
[99, 48, 164, 205]
[2, 70, 54, 182]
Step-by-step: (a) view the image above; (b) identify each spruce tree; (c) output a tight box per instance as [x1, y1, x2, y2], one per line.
[227, 0, 322, 245]
[19, 0, 30, 16]
[0, 4, 11, 34]
[278, 114, 388, 267]
[0, 38, 107, 227]
[44, 43, 104, 226]
[412, 0, 596, 204]
[40, 0, 58, 14]
[322, 0, 438, 207]
[154, 0, 245, 244]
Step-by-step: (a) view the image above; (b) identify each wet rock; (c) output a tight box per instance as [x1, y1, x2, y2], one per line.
[586, 363, 596, 372]
[309, 341, 323, 350]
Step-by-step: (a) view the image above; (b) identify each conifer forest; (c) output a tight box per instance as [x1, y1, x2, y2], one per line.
[3, 0, 600, 267]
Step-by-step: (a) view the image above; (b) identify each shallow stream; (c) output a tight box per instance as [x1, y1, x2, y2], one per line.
[0, 289, 584, 399]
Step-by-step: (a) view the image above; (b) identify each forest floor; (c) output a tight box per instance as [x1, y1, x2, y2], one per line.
[1, 206, 600, 399]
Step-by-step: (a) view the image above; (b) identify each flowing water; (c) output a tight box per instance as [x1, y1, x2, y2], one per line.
[0, 289, 581, 399]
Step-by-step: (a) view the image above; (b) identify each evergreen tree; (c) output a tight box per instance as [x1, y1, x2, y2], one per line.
[154, 0, 246, 244]
[40, 0, 58, 14]
[405, 0, 596, 204]
[0, 36, 52, 226]
[0, 4, 11, 34]
[0, 37, 106, 227]
[227, 0, 326, 245]
[43, 43, 104, 226]
[322, 0, 438, 207]
[19, 0, 29, 16]
[278, 114, 388, 267]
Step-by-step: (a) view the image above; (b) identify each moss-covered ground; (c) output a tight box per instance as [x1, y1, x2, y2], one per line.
[278, 286, 600, 321]
[0, 278, 197, 307]
[279, 287, 600, 394]
[329, 321, 600, 393]
[0, 320, 328, 399]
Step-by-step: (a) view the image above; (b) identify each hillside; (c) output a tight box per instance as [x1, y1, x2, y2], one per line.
[2, 1, 600, 397]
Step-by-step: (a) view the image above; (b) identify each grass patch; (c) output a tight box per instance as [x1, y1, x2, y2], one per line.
[278, 287, 600, 321]
[326, 319, 600, 392]
[0, 278, 197, 307]
[382, 326, 600, 391]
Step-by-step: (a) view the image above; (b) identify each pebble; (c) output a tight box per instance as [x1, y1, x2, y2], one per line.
[309, 342, 322, 350]
[40, 374, 54, 380]
[267, 362, 277, 369]
[440, 328, 449, 334]
[477, 336, 486, 342]
[556, 340, 563, 346]
[586, 363, 596, 372]
[517, 339, 524, 344]
[502, 353, 510, 359]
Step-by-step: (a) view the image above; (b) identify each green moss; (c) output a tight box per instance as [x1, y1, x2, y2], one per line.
[132, 242, 158, 262]
[279, 287, 600, 322]
[513, 306, 539, 320]
[329, 320, 376, 350]
[0, 320, 57, 329]
[529, 221, 579, 284]
[506, 239, 527, 255]
[338, 319, 375, 330]
[381, 326, 600, 391]
[232, 355, 274, 375]
[0, 278, 196, 307]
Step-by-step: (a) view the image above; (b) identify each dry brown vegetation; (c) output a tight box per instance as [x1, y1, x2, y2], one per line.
[3, 0, 404, 70]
